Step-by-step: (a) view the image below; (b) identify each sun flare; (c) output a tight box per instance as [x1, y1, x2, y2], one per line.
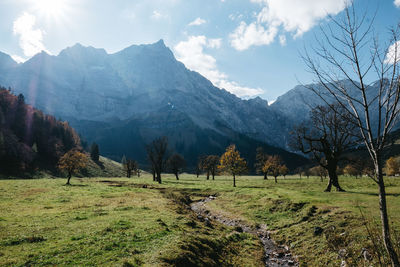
[33, 0, 69, 19]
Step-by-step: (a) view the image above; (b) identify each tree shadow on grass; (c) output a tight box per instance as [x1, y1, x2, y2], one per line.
[63, 184, 89, 187]
[345, 191, 400, 197]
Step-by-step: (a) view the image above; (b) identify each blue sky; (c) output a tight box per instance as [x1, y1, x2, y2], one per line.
[0, 0, 399, 102]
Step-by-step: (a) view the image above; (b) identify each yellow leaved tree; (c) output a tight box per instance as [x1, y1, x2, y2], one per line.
[219, 145, 247, 187]
[263, 155, 283, 183]
[58, 149, 88, 185]
[385, 157, 400, 177]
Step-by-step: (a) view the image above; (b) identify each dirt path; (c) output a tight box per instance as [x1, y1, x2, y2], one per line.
[190, 196, 298, 267]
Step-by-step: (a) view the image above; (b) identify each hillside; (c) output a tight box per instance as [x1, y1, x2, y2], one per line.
[0, 87, 81, 175]
[72, 108, 309, 171]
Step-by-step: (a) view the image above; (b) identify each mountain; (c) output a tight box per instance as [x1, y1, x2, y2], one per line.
[270, 80, 388, 137]
[70, 107, 308, 170]
[0, 41, 306, 169]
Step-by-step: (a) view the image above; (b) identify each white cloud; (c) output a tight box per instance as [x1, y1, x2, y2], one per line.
[279, 35, 286, 46]
[230, 21, 277, 51]
[11, 54, 27, 63]
[230, 0, 349, 50]
[13, 12, 47, 57]
[188, 17, 206, 26]
[395, 0, 400, 7]
[208, 38, 222, 49]
[385, 41, 400, 64]
[151, 10, 168, 20]
[174, 36, 263, 98]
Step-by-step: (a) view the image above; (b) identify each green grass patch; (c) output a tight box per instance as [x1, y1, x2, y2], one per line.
[0, 174, 399, 265]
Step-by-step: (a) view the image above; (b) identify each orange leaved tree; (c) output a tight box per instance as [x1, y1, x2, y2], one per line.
[263, 155, 283, 183]
[58, 149, 88, 185]
[219, 145, 247, 187]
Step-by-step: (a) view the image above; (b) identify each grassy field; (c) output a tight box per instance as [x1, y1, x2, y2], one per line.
[0, 174, 399, 266]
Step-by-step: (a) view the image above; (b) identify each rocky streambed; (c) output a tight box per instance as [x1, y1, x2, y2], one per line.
[190, 196, 298, 267]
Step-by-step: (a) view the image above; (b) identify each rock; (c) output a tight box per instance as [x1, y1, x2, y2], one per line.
[361, 248, 372, 261]
[338, 248, 347, 259]
[314, 226, 323, 235]
[197, 215, 203, 220]
[340, 260, 347, 267]
[288, 260, 295, 265]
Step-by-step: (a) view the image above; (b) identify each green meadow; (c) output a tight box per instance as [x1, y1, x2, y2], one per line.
[0, 174, 399, 266]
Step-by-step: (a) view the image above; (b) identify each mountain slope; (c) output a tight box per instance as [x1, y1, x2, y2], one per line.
[71, 107, 308, 171]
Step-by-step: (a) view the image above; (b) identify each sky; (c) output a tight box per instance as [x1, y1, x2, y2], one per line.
[0, 0, 399, 102]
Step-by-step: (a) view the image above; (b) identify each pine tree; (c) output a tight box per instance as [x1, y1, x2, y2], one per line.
[90, 142, 100, 161]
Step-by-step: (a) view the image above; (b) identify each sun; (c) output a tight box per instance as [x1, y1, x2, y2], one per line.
[33, 0, 69, 19]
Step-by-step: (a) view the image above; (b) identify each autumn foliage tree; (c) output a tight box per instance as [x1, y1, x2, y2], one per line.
[343, 164, 360, 178]
[58, 149, 88, 185]
[279, 165, 289, 178]
[385, 157, 400, 177]
[219, 145, 247, 187]
[263, 155, 283, 183]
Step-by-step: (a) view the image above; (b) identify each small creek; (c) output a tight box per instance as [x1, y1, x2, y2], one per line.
[190, 196, 299, 267]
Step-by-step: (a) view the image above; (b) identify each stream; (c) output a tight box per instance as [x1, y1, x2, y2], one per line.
[190, 196, 299, 267]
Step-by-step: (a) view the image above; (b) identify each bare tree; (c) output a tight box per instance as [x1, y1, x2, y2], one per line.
[167, 153, 185, 180]
[204, 155, 220, 180]
[303, 3, 400, 264]
[146, 137, 168, 184]
[291, 103, 357, 192]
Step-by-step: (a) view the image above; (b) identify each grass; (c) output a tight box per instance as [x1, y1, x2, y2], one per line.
[0, 174, 399, 266]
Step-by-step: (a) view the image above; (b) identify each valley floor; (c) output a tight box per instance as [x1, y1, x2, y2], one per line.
[0, 174, 399, 266]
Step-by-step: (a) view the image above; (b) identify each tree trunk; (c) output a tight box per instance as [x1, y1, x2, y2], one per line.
[325, 164, 345, 192]
[212, 172, 215, 180]
[233, 174, 236, 187]
[263, 173, 267, 180]
[156, 172, 162, 184]
[376, 163, 400, 266]
[66, 172, 72, 185]
[175, 173, 179, 180]
[127, 170, 131, 178]
[274, 176, 277, 183]
[206, 170, 210, 180]
[152, 170, 156, 181]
